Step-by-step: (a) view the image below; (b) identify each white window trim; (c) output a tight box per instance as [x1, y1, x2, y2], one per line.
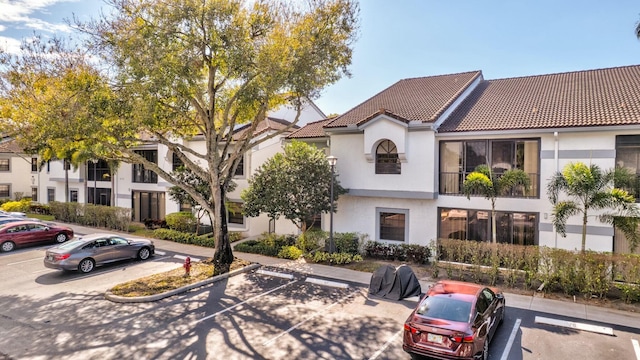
[375, 207, 409, 242]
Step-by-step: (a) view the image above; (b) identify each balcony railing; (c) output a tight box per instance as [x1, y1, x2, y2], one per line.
[439, 172, 539, 198]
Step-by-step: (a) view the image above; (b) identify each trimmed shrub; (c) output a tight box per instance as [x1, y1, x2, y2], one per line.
[153, 228, 201, 245]
[1, 199, 31, 213]
[278, 245, 303, 260]
[165, 212, 197, 232]
[307, 251, 363, 265]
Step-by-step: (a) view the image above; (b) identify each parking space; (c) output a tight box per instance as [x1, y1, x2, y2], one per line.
[2, 244, 640, 360]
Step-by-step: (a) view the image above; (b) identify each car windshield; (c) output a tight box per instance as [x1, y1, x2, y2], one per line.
[416, 295, 472, 323]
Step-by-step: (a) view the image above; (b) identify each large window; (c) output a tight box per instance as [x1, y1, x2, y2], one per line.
[0, 185, 9, 198]
[88, 159, 111, 181]
[88, 188, 111, 206]
[377, 208, 408, 241]
[376, 140, 400, 174]
[0, 159, 9, 172]
[439, 139, 540, 197]
[439, 208, 538, 245]
[132, 150, 158, 183]
[132, 191, 165, 222]
[616, 135, 640, 201]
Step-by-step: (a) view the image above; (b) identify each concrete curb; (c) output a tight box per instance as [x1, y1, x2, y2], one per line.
[105, 263, 261, 303]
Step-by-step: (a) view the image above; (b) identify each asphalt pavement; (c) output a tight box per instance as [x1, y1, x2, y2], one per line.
[59, 221, 640, 331]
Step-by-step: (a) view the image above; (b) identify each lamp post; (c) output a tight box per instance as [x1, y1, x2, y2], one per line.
[327, 155, 337, 254]
[91, 159, 98, 205]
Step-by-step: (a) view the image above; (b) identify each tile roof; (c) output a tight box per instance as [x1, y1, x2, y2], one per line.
[0, 138, 22, 154]
[439, 65, 640, 132]
[232, 117, 299, 140]
[325, 71, 482, 128]
[287, 117, 335, 139]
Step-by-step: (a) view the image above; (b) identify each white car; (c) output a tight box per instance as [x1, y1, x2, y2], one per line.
[0, 210, 26, 218]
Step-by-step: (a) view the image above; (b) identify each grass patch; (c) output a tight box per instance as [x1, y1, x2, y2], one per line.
[109, 257, 251, 297]
[26, 213, 55, 221]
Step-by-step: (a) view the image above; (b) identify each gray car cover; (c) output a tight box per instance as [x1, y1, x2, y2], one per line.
[369, 264, 422, 300]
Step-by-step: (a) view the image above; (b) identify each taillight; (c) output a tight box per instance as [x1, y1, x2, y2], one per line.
[54, 254, 70, 261]
[451, 334, 474, 343]
[404, 323, 421, 334]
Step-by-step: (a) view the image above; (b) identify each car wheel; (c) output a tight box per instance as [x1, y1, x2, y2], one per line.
[481, 338, 489, 360]
[137, 247, 151, 260]
[55, 233, 68, 243]
[1, 241, 16, 252]
[79, 258, 95, 273]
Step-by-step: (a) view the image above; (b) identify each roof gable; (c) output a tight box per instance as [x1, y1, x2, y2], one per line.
[326, 71, 482, 128]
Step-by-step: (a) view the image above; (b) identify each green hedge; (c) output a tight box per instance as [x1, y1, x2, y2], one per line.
[165, 212, 197, 232]
[364, 241, 431, 264]
[48, 202, 131, 231]
[435, 238, 640, 302]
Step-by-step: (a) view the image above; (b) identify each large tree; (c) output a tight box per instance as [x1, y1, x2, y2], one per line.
[462, 164, 531, 243]
[1, 0, 358, 274]
[241, 140, 346, 233]
[547, 162, 640, 252]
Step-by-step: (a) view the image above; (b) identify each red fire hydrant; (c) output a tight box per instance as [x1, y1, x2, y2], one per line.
[183, 257, 191, 277]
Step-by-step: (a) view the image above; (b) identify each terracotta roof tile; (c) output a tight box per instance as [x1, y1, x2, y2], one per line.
[326, 71, 482, 128]
[232, 117, 298, 140]
[0, 138, 22, 154]
[287, 117, 335, 139]
[439, 65, 640, 132]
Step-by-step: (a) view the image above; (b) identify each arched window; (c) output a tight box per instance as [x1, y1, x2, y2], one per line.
[376, 140, 400, 174]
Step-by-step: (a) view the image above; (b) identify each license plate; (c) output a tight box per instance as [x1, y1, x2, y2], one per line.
[427, 333, 443, 344]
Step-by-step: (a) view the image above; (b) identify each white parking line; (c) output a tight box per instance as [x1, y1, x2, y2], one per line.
[7, 257, 43, 266]
[155, 251, 166, 256]
[534, 316, 614, 336]
[262, 290, 358, 347]
[305, 277, 349, 289]
[500, 318, 521, 360]
[193, 280, 297, 324]
[632, 339, 640, 360]
[256, 269, 294, 280]
[368, 329, 403, 360]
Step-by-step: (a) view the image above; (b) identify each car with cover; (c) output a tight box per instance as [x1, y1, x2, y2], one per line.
[0, 221, 73, 252]
[43, 233, 155, 273]
[403, 280, 505, 360]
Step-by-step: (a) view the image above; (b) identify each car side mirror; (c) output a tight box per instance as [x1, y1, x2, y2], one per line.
[44, 227, 50, 231]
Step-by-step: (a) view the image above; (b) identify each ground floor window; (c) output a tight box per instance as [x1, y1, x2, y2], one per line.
[47, 188, 55, 203]
[0, 184, 9, 198]
[132, 191, 165, 222]
[304, 213, 322, 231]
[31, 187, 38, 202]
[438, 208, 538, 245]
[377, 208, 408, 242]
[70, 189, 78, 203]
[88, 187, 111, 206]
[227, 201, 244, 225]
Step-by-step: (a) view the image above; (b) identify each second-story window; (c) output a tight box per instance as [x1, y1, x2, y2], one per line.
[0, 159, 9, 172]
[234, 155, 244, 177]
[132, 150, 158, 183]
[172, 152, 183, 171]
[31, 158, 38, 172]
[375, 140, 400, 174]
[88, 160, 111, 181]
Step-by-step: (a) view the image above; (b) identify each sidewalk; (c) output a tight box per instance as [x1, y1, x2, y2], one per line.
[60, 222, 640, 330]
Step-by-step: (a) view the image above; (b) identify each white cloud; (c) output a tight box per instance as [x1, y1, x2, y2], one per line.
[0, 36, 22, 54]
[0, 0, 77, 34]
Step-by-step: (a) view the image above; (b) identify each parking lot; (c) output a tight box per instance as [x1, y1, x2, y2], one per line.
[1, 238, 640, 359]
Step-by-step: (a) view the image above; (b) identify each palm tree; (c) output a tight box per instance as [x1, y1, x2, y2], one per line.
[547, 162, 640, 252]
[463, 164, 531, 243]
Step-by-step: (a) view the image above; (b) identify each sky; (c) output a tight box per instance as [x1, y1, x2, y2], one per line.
[2, 0, 640, 116]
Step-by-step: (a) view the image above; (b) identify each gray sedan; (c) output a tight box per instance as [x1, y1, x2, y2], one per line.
[44, 233, 155, 273]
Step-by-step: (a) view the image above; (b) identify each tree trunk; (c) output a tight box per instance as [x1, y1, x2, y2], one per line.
[491, 199, 497, 244]
[213, 184, 233, 275]
[64, 161, 69, 202]
[582, 211, 588, 253]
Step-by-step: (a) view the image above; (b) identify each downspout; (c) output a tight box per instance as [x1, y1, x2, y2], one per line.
[554, 131, 559, 248]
